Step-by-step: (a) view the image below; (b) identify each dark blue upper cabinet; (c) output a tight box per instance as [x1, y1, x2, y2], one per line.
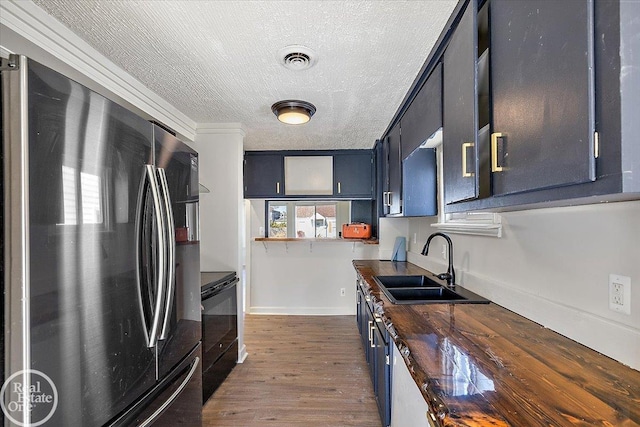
[385, 124, 402, 215]
[398, 62, 442, 218]
[400, 63, 443, 160]
[442, 0, 596, 206]
[243, 152, 284, 198]
[333, 151, 374, 198]
[243, 150, 374, 199]
[442, 0, 481, 205]
[375, 0, 638, 214]
[489, 0, 595, 196]
[402, 148, 437, 217]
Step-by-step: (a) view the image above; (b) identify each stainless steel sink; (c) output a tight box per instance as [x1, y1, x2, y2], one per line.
[373, 275, 490, 305]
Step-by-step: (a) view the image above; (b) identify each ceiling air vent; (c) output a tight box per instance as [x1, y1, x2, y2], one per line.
[278, 45, 317, 71]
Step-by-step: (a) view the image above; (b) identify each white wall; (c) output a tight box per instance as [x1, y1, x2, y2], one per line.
[195, 126, 244, 271]
[404, 201, 640, 370]
[247, 200, 378, 315]
[378, 217, 410, 260]
[194, 125, 246, 361]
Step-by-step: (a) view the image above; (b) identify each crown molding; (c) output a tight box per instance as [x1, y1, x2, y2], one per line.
[0, 0, 197, 140]
[196, 123, 247, 138]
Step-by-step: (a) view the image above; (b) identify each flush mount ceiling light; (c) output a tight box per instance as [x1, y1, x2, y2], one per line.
[271, 100, 316, 125]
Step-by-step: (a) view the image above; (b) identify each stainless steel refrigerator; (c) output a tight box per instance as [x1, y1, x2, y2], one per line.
[1, 54, 202, 426]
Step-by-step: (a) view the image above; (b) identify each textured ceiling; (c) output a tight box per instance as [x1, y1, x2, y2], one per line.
[32, 0, 457, 150]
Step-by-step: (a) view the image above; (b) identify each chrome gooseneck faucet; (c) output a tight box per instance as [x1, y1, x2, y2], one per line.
[421, 232, 455, 286]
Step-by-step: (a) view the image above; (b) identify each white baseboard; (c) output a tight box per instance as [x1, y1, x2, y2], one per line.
[249, 306, 356, 316]
[237, 344, 248, 363]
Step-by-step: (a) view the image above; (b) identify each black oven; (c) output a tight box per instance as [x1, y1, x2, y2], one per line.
[201, 271, 239, 403]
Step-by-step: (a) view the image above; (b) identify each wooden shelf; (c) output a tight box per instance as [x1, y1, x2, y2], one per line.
[254, 237, 378, 244]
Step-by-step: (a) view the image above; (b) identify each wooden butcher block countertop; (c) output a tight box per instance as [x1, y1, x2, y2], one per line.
[353, 260, 640, 426]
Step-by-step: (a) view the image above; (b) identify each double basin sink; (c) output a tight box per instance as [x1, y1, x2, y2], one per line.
[373, 275, 490, 305]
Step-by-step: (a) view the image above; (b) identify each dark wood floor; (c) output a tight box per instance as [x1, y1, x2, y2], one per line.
[203, 315, 382, 426]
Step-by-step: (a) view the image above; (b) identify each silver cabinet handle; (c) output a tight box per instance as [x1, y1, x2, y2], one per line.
[276, 181, 280, 194]
[369, 323, 376, 348]
[386, 191, 392, 207]
[157, 168, 175, 340]
[368, 320, 374, 346]
[337, 181, 341, 194]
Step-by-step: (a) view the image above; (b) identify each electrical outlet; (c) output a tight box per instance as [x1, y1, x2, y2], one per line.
[340, 288, 346, 297]
[612, 283, 624, 305]
[609, 274, 631, 315]
[441, 244, 447, 260]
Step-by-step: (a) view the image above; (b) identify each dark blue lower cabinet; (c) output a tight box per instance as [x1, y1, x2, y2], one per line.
[373, 319, 392, 426]
[356, 280, 392, 427]
[356, 285, 369, 360]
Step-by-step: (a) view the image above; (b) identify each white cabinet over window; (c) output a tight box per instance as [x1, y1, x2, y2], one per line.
[284, 156, 333, 196]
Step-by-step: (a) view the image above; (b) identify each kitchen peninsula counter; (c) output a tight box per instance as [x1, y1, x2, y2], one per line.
[353, 260, 640, 426]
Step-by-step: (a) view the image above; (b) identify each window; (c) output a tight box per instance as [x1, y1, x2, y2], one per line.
[267, 201, 351, 238]
[431, 145, 502, 237]
[268, 203, 288, 237]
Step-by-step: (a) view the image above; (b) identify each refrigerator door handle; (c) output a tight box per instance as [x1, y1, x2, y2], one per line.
[138, 356, 200, 427]
[136, 165, 167, 348]
[148, 165, 168, 348]
[135, 166, 150, 345]
[156, 167, 175, 340]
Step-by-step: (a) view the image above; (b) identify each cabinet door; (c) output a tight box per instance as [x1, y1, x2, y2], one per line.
[490, 0, 595, 195]
[243, 153, 284, 198]
[333, 151, 374, 198]
[402, 148, 437, 217]
[367, 309, 377, 382]
[373, 322, 391, 427]
[401, 63, 443, 159]
[356, 285, 367, 347]
[387, 123, 402, 215]
[375, 140, 386, 218]
[443, 1, 479, 204]
[391, 343, 433, 426]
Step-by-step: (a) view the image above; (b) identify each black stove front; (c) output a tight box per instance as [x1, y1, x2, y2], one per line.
[201, 271, 238, 403]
